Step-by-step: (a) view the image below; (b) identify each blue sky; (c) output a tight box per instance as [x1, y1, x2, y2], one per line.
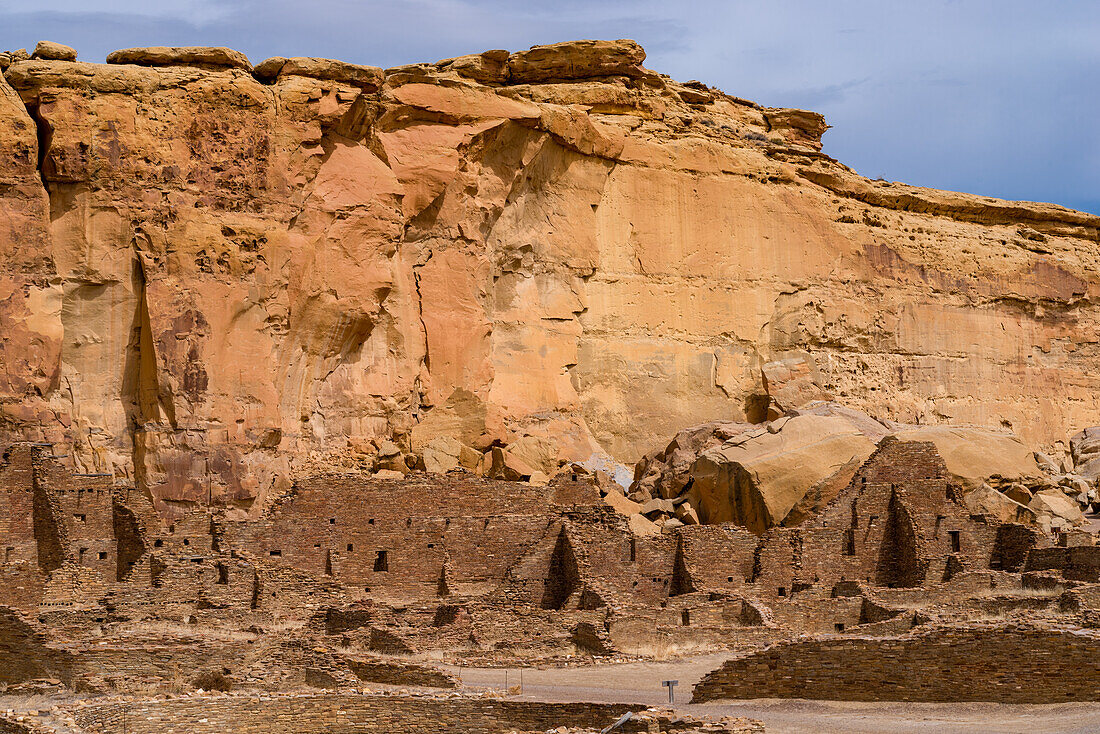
[3, 0, 1098, 214]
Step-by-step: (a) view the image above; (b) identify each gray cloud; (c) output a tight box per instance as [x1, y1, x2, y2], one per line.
[1, 0, 1096, 212]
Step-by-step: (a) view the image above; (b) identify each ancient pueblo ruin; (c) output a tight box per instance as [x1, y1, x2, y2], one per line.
[1, 37, 1100, 733]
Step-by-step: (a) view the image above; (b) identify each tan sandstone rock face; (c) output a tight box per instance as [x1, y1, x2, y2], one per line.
[3, 39, 1100, 519]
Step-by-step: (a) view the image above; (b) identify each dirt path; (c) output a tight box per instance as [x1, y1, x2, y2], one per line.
[446, 657, 1100, 733]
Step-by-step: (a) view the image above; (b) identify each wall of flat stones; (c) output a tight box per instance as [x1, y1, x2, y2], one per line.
[71, 694, 646, 734]
[692, 623, 1100, 703]
[344, 657, 458, 688]
[0, 717, 40, 733]
[1026, 546, 1100, 582]
[0, 606, 76, 684]
[218, 474, 603, 604]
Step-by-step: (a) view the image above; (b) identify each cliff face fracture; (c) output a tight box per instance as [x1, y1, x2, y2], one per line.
[2, 40, 1100, 517]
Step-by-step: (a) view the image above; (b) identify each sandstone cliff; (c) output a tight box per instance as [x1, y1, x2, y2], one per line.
[2, 39, 1099, 517]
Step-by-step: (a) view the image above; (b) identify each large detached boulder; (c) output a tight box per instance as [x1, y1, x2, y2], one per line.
[421, 435, 478, 474]
[963, 483, 1034, 524]
[502, 435, 559, 477]
[690, 414, 877, 533]
[631, 421, 755, 500]
[1029, 488, 1085, 529]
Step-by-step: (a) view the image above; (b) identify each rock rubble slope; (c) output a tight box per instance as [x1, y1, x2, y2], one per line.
[3, 39, 1100, 517]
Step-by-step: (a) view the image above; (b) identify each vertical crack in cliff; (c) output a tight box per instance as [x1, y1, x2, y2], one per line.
[20, 96, 53, 193]
[412, 249, 433, 375]
[120, 251, 174, 501]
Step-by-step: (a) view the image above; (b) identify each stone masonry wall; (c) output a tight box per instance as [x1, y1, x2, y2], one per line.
[219, 474, 603, 604]
[72, 694, 645, 734]
[692, 622, 1100, 703]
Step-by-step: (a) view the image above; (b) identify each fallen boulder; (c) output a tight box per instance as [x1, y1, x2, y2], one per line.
[503, 435, 558, 477]
[690, 413, 877, 532]
[963, 483, 1034, 524]
[603, 491, 642, 516]
[421, 436, 465, 474]
[631, 421, 754, 501]
[1029, 488, 1085, 527]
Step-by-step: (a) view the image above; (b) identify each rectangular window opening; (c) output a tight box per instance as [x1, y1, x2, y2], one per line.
[269, 549, 282, 557]
[949, 530, 961, 553]
[374, 550, 389, 572]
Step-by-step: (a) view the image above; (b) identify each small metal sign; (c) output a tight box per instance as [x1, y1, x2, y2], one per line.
[662, 679, 679, 703]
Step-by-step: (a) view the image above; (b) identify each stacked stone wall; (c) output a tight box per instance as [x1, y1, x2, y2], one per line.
[72, 694, 645, 734]
[693, 622, 1100, 703]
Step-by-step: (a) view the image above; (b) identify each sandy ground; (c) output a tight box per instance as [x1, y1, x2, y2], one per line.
[446, 655, 1100, 733]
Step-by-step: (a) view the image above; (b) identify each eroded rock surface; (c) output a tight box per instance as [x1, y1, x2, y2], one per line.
[3, 39, 1100, 519]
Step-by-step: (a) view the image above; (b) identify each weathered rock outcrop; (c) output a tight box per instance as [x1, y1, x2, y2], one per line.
[3, 39, 1100, 519]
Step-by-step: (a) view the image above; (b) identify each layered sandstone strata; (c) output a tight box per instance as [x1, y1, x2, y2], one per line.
[2, 39, 1100, 517]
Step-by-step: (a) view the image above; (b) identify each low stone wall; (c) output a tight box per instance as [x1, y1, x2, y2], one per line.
[0, 717, 41, 734]
[692, 622, 1100, 703]
[71, 693, 645, 734]
[343, 657, 459, 688]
